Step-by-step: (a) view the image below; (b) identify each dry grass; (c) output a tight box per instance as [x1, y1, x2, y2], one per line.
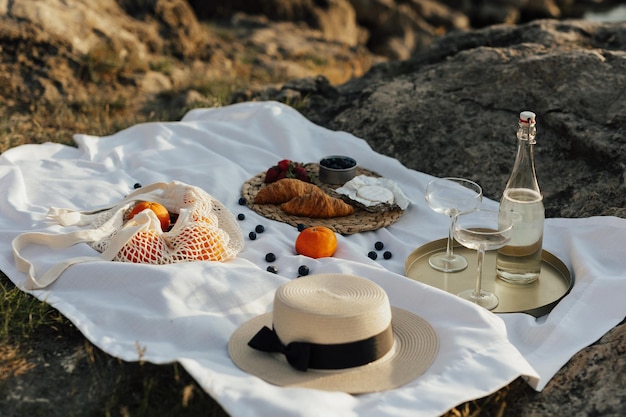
[0, 345, 35, 381]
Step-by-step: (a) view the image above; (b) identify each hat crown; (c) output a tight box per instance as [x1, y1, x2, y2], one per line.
[273, 274, 392, 345]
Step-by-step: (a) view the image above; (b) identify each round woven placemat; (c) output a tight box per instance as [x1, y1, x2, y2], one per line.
[241, 163, 405, 235]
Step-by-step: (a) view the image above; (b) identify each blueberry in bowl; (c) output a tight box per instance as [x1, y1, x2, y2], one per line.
[319, 155, 357, 185]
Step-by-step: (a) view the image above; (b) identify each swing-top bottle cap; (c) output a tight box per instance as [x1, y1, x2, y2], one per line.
[519, 111, 536, 124]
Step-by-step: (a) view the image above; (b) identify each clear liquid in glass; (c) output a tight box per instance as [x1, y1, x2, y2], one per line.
[455, 228, 510, 250]
[497, 188, 544, 284]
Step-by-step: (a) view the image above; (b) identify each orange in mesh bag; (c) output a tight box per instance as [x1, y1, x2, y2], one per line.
[12, 181, 244, 289]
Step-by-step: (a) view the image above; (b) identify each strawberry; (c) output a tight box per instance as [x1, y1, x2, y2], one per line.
[264, 166, 282, 183]
[265, 160, 310, 183]
[277, 159, 291, 171]
[293, 166, 311, 182]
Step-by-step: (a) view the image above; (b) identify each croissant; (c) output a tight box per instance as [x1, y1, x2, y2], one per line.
[280, 188, 355, 218]
[255, 178, 319, 204]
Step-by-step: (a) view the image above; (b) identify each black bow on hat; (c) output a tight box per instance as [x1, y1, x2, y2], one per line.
[247, 322, 394, 372]
[248, 325, 311, 371]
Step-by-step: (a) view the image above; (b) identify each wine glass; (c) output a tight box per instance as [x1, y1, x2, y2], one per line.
[453, 209, 513, 310]
[425, 177, 483, 272]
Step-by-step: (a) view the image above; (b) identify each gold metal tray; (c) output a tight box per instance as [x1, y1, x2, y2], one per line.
[404, 238, 573, 317]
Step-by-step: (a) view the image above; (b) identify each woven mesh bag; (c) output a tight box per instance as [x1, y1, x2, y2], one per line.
[13, 181, 244, 289]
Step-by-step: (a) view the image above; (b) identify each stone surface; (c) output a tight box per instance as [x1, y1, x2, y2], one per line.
[193, 0, 623, 59]
[8, 0, 149, 56]
[1, 0, 622, 111]
[507, 319, 626, 417]
[0, 0, 377, 115]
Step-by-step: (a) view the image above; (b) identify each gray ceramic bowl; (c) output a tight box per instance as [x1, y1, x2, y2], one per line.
[319, 155, 357, 185]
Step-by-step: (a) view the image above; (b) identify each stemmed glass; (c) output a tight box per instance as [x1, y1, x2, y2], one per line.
[425, 177, 483, 272]
[453, 209, 513, 310]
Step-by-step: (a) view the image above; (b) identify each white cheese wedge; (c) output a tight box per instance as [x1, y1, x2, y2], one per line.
[356, 185, 395, 204]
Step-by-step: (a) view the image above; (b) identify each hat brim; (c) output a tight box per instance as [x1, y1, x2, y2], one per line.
[228, 306, 438, 394]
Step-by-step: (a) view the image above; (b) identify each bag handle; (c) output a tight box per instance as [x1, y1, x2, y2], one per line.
[12, 209, 158, 290]
[48, 182, 170, 227]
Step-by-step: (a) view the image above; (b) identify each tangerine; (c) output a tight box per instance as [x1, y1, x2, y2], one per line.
[120, 230, 164, 263]
[295, 226, 337, 258]
[175, 224, 226, 261]
[129, 201, 171, 232]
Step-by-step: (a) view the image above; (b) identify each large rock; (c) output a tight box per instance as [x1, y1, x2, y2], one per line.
[0, 0, 621, 111]
[0, 0, 204, 109]
[506, 319, 626, 417]
[192, 0, 623, 59]
[351, 0, 471, 59]
[189, 0, 362, 46]
[0, 0, 375, 113]
[5, 0, 151, 57]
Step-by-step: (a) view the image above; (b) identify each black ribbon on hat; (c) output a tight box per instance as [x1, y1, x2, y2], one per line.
[247, 325, 394, 372]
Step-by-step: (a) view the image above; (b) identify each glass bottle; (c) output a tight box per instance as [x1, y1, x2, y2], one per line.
[496, 111, 544, 284]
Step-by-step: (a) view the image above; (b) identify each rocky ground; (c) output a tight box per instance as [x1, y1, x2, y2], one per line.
[1, 1, 625, 416]
[2, 0, 624, 124]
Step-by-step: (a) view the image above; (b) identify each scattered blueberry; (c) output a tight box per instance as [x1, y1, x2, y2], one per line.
[248, 231, 257, 240]
[367, 251, 378, 260]
[237, 213, 245, 221]
[238, 197, 246, 205]
[133, 182, 142, 189]
[267, 266, 278, 274]
[265, 253, 276, 262]
[255, 224, 265, 233]
[374, 241, 384, 251]
[298, 265, 310, 276]
[383, 251, 393, 260]
[297, 223, 307, 232]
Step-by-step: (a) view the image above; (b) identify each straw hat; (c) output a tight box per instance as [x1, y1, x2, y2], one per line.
[228, 274, 438, 393]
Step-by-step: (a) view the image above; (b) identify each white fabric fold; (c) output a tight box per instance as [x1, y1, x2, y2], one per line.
[500, 216, 626, 390]
[0, 101, 624, 416]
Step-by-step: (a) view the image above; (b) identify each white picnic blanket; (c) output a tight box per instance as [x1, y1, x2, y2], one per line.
[1, 101, 624, 416]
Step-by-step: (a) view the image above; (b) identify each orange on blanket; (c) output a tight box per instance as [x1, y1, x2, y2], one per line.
[295, 226, 338, 258]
